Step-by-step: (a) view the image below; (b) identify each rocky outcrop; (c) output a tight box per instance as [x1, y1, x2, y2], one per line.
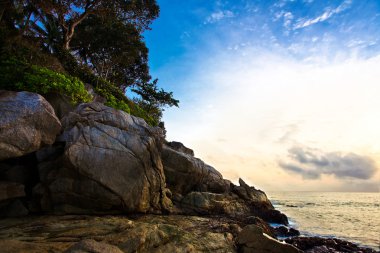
[237, 225, 302, 253]
[0, 91, 377, 253]
[162, 144, 230, 195]
[285, 237, 378, 253]
[0, 215, 236, 253]
[0, 91, 61, 160]
[162, 142, 288, 224]
[274, 226, 300, 237]
[33, 102, 172, 214]
[166, 141, 194, 156]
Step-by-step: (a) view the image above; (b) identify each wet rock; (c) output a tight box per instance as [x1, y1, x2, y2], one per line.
[0, 91, 61, 160]
[64, 239, 123, 253]
[244, 216, 275, 238]
[237, 225, 302, 253]
[274, 226, 300, 237]
[286, 237, 378, 253]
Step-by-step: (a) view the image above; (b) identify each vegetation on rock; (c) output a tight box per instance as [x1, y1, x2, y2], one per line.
[0, 0, 178, 125]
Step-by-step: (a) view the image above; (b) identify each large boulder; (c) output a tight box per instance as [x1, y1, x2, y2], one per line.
[237, 225, 302, 253]
[0, 91, 61, 160]
[34, 102, 172, 214]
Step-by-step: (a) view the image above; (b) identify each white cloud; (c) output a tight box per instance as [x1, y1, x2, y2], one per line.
[283, 12, 294, 29]
[163, 48, 380, 191]
[205, 10, 234, 24]
[294, 0, 352, 29]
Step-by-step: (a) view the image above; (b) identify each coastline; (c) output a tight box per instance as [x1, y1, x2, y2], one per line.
[268, 191, 380, 251]
[0, 91, 378, 253]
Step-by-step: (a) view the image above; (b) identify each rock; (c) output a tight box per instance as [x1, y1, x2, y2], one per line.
[0, 215, 236, 253]
[166, 141, 194, 156]
[254, 208, 289, 225]
[0, 181, 25, 201]
[232, 178, 272, 204]
[244, 216, 275, 238]
[162, 145, 230, 195]
[237, 225, 302, 253]
[274, 226, 300, 237]
[64, 239, 123, 253]
[163, 147, 288, 224]
[180, 191, 250, 217]
[0, 153, 40, 197]
[0, 199, 28, 217]
[0, 91, 61, 160]
[43, 93, 75, 120]
[35, 102, 172, 214]
[286, 237, 378, 253]
[0, 182, 27, 217]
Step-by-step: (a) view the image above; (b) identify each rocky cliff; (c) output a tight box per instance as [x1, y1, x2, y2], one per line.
[0, 90, 376, 253]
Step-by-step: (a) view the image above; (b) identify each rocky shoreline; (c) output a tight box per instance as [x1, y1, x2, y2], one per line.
[0, 90, 378, 253]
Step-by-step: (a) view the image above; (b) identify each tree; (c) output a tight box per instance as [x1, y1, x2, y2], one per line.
[18, 0, 159, 50]
[1, 0, 178, 125]
[72, 15, 151, 90]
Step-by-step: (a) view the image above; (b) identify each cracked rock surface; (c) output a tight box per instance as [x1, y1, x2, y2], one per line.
[33, 103, 172, 214]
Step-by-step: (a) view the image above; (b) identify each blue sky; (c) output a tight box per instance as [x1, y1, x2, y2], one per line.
[144, 0, 380, 191]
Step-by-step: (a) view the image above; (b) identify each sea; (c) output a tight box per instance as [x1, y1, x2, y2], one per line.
[267, 192, 380, 251]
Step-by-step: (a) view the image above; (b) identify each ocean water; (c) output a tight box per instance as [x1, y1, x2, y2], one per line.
[268, 192, 380, 250]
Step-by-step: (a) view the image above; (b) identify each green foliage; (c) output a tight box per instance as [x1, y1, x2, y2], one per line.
[55, 48, 158, 125]
[0, 57, 92, 104]
[73, 15, 151, 90]
[132, 79, 179, 107]
[2, 0, 178, 127]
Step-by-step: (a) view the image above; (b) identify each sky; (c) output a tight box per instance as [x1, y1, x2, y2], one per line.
[144, 0, 380, 192]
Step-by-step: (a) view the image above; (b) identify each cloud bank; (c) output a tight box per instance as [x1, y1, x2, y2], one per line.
[280, 146, 378, 180]
[149, 0, 380, 191]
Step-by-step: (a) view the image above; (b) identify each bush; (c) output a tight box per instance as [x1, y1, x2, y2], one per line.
[55, 49, 158, 125]
[0, 57, 92, 104]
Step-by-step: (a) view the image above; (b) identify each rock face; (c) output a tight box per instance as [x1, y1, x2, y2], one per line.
[162, 143, 288, 224]
[34, 103, 172, 214]
[237, 225, 302, 253]
[162, 144, 229, 195]
[0, 91, 61, 160]
[166, 141, 194, 156]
